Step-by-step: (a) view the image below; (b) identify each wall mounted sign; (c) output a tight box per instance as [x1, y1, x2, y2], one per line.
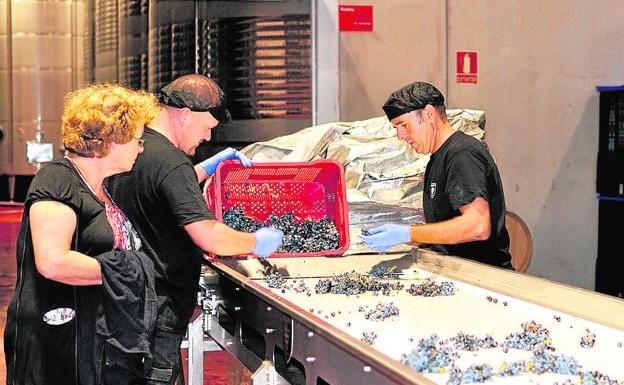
[456, 51, 478, 84]
[339, 5, 373, 32]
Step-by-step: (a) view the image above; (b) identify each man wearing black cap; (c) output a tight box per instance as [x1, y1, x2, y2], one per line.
[360, 81, 512, 269]
[107, 74, 284, 384]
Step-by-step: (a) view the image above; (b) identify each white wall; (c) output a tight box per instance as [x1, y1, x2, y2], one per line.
[339, 1, 447, 121]
[338, 0, 624, 289]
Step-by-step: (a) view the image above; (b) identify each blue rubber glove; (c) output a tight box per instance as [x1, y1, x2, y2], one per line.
[359, 224, 411, 252]
[200, 148, 252, 176]
[252, 226, 284, 258]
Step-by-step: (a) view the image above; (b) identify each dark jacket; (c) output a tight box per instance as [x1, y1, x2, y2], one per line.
[90, 250, 157, 385]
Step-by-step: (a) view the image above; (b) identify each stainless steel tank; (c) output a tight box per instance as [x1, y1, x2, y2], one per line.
[0, 0, 87, 176]
[0, 0, 13, 174]
[147, 0, 195, 92]
[1, 0, 339, 195]
[94, 0, 117, 82]
[119, 0, 148, 89]
[195, 0, 313, 149]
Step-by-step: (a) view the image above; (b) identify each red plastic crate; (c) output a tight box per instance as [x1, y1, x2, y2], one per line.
[205, 160, 350, 257]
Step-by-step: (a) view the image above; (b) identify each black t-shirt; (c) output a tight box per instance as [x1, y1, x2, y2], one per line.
[5, 159, 113, 385]
[106, 127, 214, 331]
[423, 131, 511, 267]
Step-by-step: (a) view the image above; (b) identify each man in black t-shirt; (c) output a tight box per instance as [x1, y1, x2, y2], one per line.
[107, 75, 283, 384]
[360, 81, 512, 268]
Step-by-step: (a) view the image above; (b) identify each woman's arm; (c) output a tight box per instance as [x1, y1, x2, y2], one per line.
[30, 200, 102, 285]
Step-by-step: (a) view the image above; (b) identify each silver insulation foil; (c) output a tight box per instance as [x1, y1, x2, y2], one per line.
[242, 110, 486, 210]
[240, 110, 485, 254]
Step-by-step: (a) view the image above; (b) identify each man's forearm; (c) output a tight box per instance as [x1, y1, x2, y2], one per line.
[411, 197, 491, 245]
[208, 222, 257, 255]
[185, 219, 256, 256]
[194, 164, 210, 183]
[410, 215, 490, 245]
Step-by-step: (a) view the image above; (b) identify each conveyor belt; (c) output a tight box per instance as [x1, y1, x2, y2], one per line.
[200, 251, 624, 385]
[256, 269, 624, 384]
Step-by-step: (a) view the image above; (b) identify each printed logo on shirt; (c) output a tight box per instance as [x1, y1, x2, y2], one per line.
[430, 182, 437, 199]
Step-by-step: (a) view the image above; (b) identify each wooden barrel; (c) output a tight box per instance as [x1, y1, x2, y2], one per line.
[505, 210, 532, 272]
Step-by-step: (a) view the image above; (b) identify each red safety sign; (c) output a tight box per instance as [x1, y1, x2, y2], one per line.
[339, 5, 373, 32]
[456, 51, 478, 84]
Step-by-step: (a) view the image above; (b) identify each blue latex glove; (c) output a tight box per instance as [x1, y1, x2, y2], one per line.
[200, 147, 252, 176]
[359, 224, 411, 252]
[252, 226, 284, 258]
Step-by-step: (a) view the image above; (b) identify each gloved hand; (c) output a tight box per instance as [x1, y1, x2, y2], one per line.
[252, 226, 284, 258]
[200, 147, 252, 176]
[359, 224, 411, 252]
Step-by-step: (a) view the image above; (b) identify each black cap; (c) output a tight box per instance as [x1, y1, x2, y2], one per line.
[157, 74, 232, 123]
[382, 81, 445, 121]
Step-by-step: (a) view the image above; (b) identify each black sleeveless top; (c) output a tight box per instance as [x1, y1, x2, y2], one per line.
[4, 158, 130, 385]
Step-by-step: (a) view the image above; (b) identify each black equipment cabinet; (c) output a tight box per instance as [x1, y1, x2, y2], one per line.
[596, 198, 624, 298]
[595, 86, 624, 298]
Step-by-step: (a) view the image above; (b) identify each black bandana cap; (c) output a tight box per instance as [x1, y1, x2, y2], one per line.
[157, 77, 232, 123]
[382, 81, 445, 121]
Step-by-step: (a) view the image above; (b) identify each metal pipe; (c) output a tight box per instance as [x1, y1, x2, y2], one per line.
[71, 0, 78, 89]
[89, 0, 95, 83]
[7, 0, 13, 176]
[444, 0, 449, 103]
[8, 174, 15, 202]
[311, 0, 317, 126]
[194, 0, 198, 74]
[115, 0, 119, 82]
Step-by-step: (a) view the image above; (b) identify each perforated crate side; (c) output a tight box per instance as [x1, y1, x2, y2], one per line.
[205, 160, 350, 258]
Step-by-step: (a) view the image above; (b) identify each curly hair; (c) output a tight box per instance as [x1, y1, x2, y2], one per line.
[62, 83, 160, 157]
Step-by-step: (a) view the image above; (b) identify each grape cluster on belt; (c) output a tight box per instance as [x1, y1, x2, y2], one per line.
[450, 332, 498, 351]
[314, 270, 404, 296]
[401, 335, 459, 373]
[407, 279, 455, 297]
[449, 364, 494, 384]
[361, 330, 378, 345]
[359, 302, 400, 321]
[368, 265, 398, 278]
[580, 328, 596, 349]
[502, 320, 552, 353]
[398, 321, 612, 385]
[265, 271, 286, 288]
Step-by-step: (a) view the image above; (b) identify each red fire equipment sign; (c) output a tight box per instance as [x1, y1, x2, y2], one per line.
[456, 51, 478, 84]
[339, 5, 373, 32]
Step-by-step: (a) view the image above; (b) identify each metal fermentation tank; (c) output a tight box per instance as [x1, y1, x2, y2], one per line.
[0, 0, 87, 199]
[197, 0, 312, 145]
[0, 0, 333, 200]
[119, 0, 148, 89]
[148, 0, 195, 91]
